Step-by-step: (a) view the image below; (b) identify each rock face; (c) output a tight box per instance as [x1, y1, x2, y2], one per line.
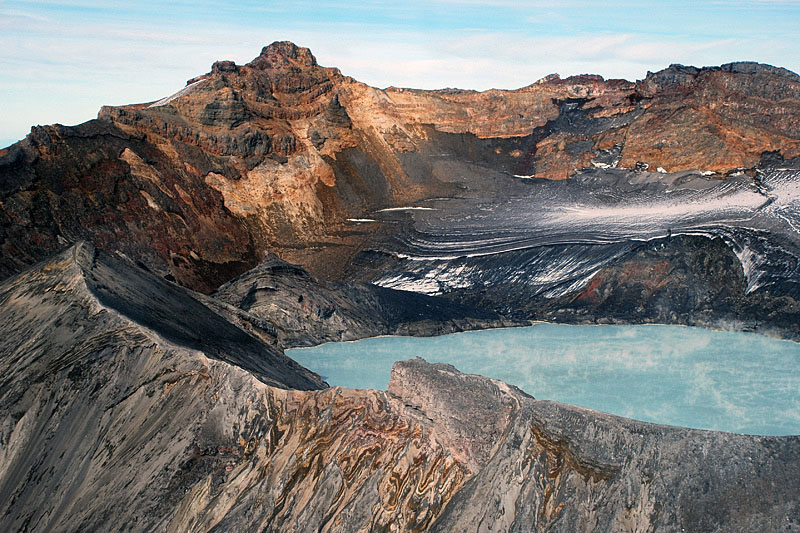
[211, 252, 518, 347]
[1, 251, 797, 533]
[438, 234, 800, 341]
[0, 120, 259, 293]
[545, 235, 800, 338]
[2, 41, 799, 291]
[403, 359, 800, 533]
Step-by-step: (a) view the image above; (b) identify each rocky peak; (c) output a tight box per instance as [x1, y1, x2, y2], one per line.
[388, 358, 524, 467]
[211, 59, 238, 75]
[637, 63, 702, 95]
[533, 73, 561, 85]
[248, 40, 318, 70]
[638, 61, 800, 96]
[6, 44, 800, 293]
[720, 61, 800, 81]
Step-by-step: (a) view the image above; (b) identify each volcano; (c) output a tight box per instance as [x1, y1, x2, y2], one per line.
[1, 42, 799, 531]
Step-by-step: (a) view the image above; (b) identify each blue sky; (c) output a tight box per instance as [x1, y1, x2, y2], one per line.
[1, 0, 799, 147]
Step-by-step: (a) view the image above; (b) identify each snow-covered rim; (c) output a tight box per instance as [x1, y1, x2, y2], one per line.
[148, 79, 207, 108]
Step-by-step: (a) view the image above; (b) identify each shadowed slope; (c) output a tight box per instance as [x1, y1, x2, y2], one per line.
[212, 252, 518, 347]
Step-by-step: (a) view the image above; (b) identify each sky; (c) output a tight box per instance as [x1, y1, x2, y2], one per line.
[1, 0, 799, 148]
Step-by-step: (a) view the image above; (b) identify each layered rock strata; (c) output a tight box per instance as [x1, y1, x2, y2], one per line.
[436, 234, 800, 341]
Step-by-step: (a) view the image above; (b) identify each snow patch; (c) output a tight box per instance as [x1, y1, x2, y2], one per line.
[733, 245, 767, 294]
[149, 79, 207, 108]
[378, 207, 437, 212]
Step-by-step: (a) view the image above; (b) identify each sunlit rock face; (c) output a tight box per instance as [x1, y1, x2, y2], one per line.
[2, 41, 799, 292]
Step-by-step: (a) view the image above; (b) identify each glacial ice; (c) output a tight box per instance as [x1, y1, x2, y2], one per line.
[366, 168, 800, 301]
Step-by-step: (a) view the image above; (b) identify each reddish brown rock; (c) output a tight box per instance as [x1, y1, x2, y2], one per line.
[619, 64, 800, 172]
[2, 42, 799, 292]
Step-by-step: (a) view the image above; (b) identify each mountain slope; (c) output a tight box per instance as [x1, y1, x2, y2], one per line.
[211, 252, 518, 347]
[1, 251, 797, 533]
[1, 42, 799, 533]
[2, 42, 799, 291]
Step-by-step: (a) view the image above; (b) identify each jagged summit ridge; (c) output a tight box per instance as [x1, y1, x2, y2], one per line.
[188, 41, 322, 85]
[647, 60, 800, 83]
[193, 41, 800, 93]
[250, 40, 318, 69]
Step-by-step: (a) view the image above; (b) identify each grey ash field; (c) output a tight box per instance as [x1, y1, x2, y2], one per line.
[1, 42, 800, 531]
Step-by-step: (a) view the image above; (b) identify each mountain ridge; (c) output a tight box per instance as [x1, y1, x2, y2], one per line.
[2, 41, 800, 531]
[2, 41, 800, 291]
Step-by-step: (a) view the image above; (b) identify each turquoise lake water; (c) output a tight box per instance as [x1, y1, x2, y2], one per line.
[288, 324, 800, 435]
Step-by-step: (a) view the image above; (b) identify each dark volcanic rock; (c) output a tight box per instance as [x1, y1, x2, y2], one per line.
[434, 234, 800, 341]
[543, 235, 800, 340]
[0, 120, 259, 293]
[212, 253, 519, 347]
[0, 242, 323, 391]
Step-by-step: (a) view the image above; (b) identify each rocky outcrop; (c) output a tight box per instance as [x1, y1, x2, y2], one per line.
[2, 250, 797, 533]
[621, 63, 800, 172]
[406, 359, 800, 532]
[545, 234, 798, 336]
[2, 42, 799, 292]
[0, 120, 260, 293]
[211, 253, 519, 347]
[440, 234, 800, 341]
